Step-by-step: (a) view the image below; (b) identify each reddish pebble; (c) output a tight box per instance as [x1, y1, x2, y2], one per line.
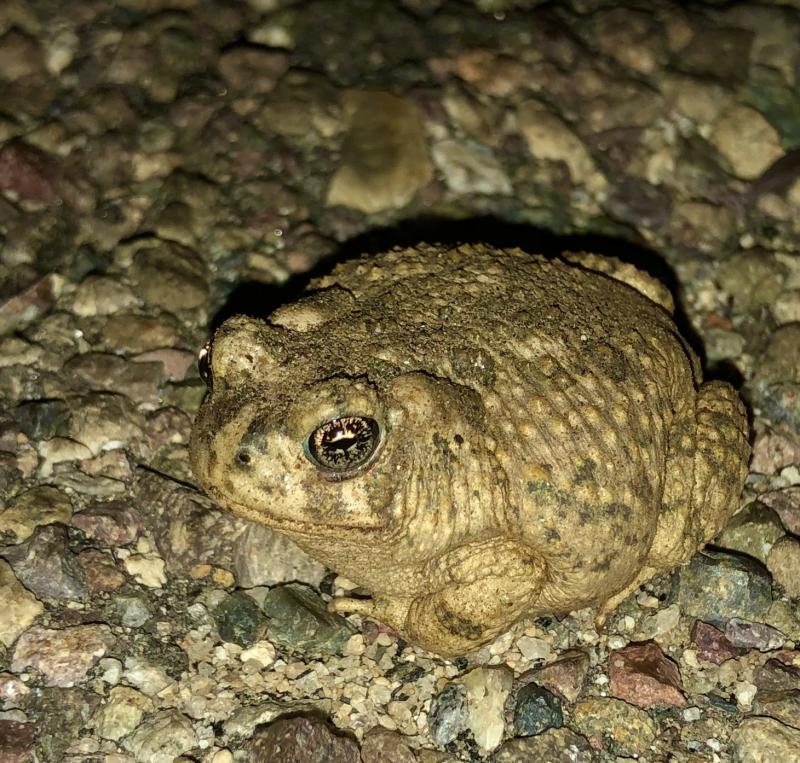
[608, 641, 686, 708]
[691, 620, 743, 664]
[0, 139, 60, 205]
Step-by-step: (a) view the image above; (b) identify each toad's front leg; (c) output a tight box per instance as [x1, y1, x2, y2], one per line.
[331, 538, 546, 657]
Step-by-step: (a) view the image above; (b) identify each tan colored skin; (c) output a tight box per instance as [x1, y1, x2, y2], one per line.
[190, 244, 750, 657]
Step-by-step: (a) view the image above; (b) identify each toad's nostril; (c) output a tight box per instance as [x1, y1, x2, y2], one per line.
[236, 450, 252, 465]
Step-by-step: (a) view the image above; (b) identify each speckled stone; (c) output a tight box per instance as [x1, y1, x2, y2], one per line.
[730, 717, 800, 763]
[527, 649, 590, 703]
[767, 536, 800, 599]
[360, 727, 417, 763]
[677, 550, 772, 627]
[11, 624, 113, 687]
[261, 583, 355, 656]
[215, 591, 266, 647]
[0, 485, 72, 544]
[123, 709, 197, 763]
[513, 682, 563, 736]
[428, 681, 469, 747]
[690, 621, 742, 664]
[0, 559, 43, 647]
[608, 641, 686, 708]
[492, 727, 596, 762]
[716, 501, 785, 564]
[570, 697, 657, 756]
[244, 716, 360, 763]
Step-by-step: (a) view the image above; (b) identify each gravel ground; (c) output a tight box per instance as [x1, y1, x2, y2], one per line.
[1, 0, 800, 761]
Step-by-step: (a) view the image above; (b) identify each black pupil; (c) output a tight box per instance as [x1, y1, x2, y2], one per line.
[309, 416, 378, 470]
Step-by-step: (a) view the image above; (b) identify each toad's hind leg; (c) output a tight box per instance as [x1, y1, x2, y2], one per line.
[596, 381, 749, 628]
[650, 380, 750, 571]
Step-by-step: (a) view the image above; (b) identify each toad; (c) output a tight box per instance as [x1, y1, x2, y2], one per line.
[190, 244, 749, 657]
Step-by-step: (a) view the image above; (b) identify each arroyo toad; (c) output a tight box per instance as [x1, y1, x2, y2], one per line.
[190, 244, 750, 657]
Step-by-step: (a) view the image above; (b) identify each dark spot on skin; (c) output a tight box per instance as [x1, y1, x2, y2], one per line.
[527, 480, 553, 495]
[623, 533, 638, 546]
[472, 490, 480, 499]
[454, 433, 464, 446]
[437, 605, 484, 640]
[236, 450, 251, 465]
[578, 508, 592, 525]
[432, 432, 455, 462]
[545, 527, 561, 541]
[574, 459, 596, 484]
[593, 557, 612, 572]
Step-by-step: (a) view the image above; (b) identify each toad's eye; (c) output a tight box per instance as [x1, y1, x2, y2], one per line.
[198, 341, 212, 389]
[305, 416, 381, 475]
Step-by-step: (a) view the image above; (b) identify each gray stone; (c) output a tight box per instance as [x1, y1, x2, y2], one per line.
[513, 682, 563, 736]
[215, 591, 266, 647]
[429, 681, 469, 746]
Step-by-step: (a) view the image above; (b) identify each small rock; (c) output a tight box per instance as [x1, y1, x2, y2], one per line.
[711, 104, 784, 179]
[767, 536, 800, 598]
[513, 682, 563, 736]
[516, 635, 552, 662]
[431, 139, 512, 196]
[0, 720, 37, 763]
[718, 251, 788, 314]
[716, 501, 785, 564]
[215, 591, 267, 647]
[677, 550, 772, 626]
[124, 709, 197, 763]
[750, 429, 800, 476]
[218, 45, 288, 93]
[756, 657, 800, 692]
[0, 273, 64, 336]
[570, 698, 657, 756]
[0, 140, 61, 206]
[11, 624, 113, 687]
[492, 728, 596, 763]
[459, 666, 513, 752]
[123, 553, 166, 589]
[12, 398, 71, 441]
[2, 524, 87, 600]
[0, 485, 72, 544]
[517, 100, 606, 194]
[244, 716, 359, 763]
[0, 559, 43, 647]
[725, 618, 786, 651]
[360, 727, 417, 763]
[71, 500, 143, 546]
[114, 596, 152, 628]
[752, 689, 800, 731]
[608, 641, 686, 708]
[240, 641, 277, 669]
[128, 238, 208, 313]
[428, 682, 469, 746]
[730, 717, 800, 763]
[327, 91, 433, 213]
[101, 313, 183, 354]
[123, 657, 174, 697]
[64, 352, 165, 404]
[261, 583, 356, 656]
[0, 28, 44, 80]
[71, 275, 138, 317]
[135, 349, 196, 382]
[93, 686, 154, 741]
[67, 393, 145, 457]
[77, 549, 126, 593]
[527, 649, 590, 703]
[691, 621, 742, 664]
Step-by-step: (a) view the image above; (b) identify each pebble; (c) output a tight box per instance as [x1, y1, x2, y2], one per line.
[123, 553, 167, 589]
[2, 523, 87, 600]
[431, 139, 512, 196]
[0, 559, 43, 647]
[570, 697, 657, 756]
[67, 393, 145, 457]
[730, 717, 800, 763]
[717, 251, 788, 314]
[492, 728, 595, 763]
[711, 104, 784, 179]
[724, 618, 786, 651]
[608, 641, 686, 708]
[690, 621, 742, 664]
[527, 649, 590, 703]
[217, 46, 288, 94]
[360, 727, 417, 763]
[716, 501, 785, 563]
[0, 273, 65, 336]
[78, 549, 126, 593]
[0, 485, 72, 544]
[0, 720, 37, 763]
[71, 500, 143, 546]
[767, 536, 800, 598]
[239, 641, 277, 669]
[11, 624, 113, 687]
[750, 429, 800, 476]
[71, 275, 138, 317]
[513, 682, 563, 736]
[0, 140, 61, 207]
[261, 583, 356, 656]
[114, 596, 152, 629]
[0, 28, 44, 80]
[326, 91, 433, 213]
[123, 709, 197, 763]
[64, 352, 165, 404]
[428, 681, 468, 746]
[516, 634, 552, 662]
[93, 686, 154, 741]
[214, 591, 267, 647]
[459, 665, 513, 751]
[244, 716, 360, 763]
[517, 100, 606, 194]
[677, 550, 772, 626]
